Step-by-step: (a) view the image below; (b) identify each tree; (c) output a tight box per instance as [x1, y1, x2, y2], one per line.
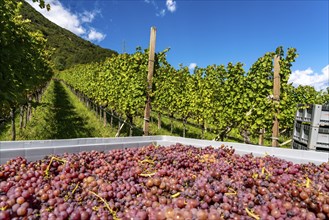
[0, 0, 52, 139]
[31, 0, 51, 11]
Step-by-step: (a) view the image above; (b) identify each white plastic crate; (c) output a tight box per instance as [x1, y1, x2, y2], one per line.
[304, 107, 313, 123]
[293, 122, 302, 141]
[313, 127, 329, 149]
[296, 108, 304, 121]
[292, 140, 308, 150]
[295, 104, 329, 126]
[315, 106, 329, 126]
[300, 124, 310, 145]
[296, 125, 329, 150]
[293, 104, 329, 150]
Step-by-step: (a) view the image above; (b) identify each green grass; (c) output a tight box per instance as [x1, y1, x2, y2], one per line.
[133, 112, 291, 147]
[0, 80, 291, 148]
[0, 80, 116, 140]
[134, 113, 217, 139]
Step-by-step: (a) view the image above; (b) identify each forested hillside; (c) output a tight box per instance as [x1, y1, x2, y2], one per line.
[20, 0, 118, 70]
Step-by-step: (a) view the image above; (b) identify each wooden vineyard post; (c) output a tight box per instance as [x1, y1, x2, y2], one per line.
[27, 97, 32, 122]
[110, 110, 114, 128]
[23, 105, 27, 128]
[272, 55, 280, 147]
[143, 27, 156, 136]
[10, 107, 16, 141]
[157, 112, 161, 129]
[183, 118, 187, 138]
[19, 105, 24, 129]
[103, 109, 107, 127]
[258, 128, 265, 145]
[99, 107, 102, 121]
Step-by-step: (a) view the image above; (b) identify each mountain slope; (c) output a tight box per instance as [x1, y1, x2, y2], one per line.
[20, 1, 118, 70]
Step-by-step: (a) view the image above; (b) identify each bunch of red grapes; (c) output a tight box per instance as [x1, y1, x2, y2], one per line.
[0, 144, 329, 220]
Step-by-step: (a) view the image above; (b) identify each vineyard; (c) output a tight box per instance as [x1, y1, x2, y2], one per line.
[0, 0, 52, 140]
[2, 0, 329, 219]
[1, 0, 329, 143]
[56, 47, 328, 144]
[0, 80, 118, 140]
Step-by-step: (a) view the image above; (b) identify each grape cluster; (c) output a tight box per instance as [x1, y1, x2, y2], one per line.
[0, 144, 329, 220]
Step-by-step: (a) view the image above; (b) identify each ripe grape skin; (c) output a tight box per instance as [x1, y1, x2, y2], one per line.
[0, 144, 328, 219]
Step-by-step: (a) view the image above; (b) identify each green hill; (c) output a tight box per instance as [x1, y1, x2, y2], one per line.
[20, 1, 118, 70]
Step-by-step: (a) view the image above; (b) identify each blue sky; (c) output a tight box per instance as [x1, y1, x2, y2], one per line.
[28, 0, 328, 90]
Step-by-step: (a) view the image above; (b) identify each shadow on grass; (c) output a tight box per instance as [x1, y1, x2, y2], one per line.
[51, 81, 94, 139]
[150, 116, 202, 139]
[102, 111, 144, 137]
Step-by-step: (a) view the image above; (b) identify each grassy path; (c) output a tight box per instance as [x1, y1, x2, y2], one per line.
[0, 80, 289, 147]
[0, 80, 116, 140]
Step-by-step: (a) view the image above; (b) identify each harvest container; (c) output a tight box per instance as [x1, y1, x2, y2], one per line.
[1, 136, 328, 165]
[293, 104, 329, 151]
[292, 141, 308, 151]
[295, 104, 329, 126]
[293, 121, 302, 142]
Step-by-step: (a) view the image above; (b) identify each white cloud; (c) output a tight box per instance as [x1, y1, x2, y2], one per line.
[87, 29, 106, 42]
[144, 0, 177, 17]
[26, 0, 106, 42]
[27, 0, 85, 35]
[166, 0, 177, 12]
[80, 10, 100, 23]
[289, 65, 329, 91]
[189, 63, 197, 70]
[156, 9, 166, 17]
[144, 0, 157, 8]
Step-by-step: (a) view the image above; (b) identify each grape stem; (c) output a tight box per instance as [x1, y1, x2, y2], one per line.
[152, 142, 159, 148]
[72, 183, 79, 195]
[225, 187, 237, 196]
[88, 190, 118, 220]
[139, 159, 155, 164]
[44, 156, 66, 178]
[171, 192, 181, 198]
[245, 208, 260, 220]
[139, 172, 156, 177]
[0, 206, 7, 211]
[304, 176, 311, 188]
[261, 167, 272, 180]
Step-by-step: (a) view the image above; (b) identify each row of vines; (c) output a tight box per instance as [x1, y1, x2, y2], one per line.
[57, 46, 329, 143]
[0, 0, 52, 140]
